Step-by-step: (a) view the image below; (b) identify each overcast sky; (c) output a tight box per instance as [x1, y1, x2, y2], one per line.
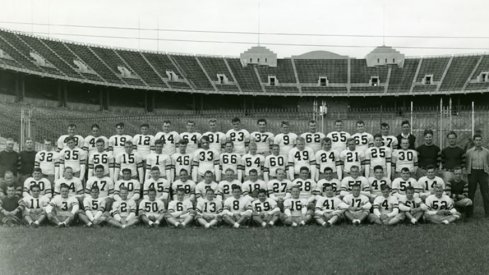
[0, 0, 488, 58]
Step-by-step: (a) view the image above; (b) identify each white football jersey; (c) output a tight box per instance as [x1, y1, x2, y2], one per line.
[340, 148, 365, 173]
[180, 132, 202, 155]
[382, 135, 398, 150]
[301, 132, 325, 153]
[288, 147, 316, 175]
[146, 152, 172, 178]
[133, 134, 155, 157]
[35, 150, 59, 175]
[59, 147, 86, 173]
[292, 178, 317, 199]
[326, 131, 350, 152]
[154, 131, 180, 155]
[202, 131, 226, 154]
[242, 153, 265, 176]
[274, 133, 297, 156]
[109, 135, 133, 157]
[351, 132, 374, 153]
[226, 129, 250, 155]
[315, 149, 340, 174]
[250, 131, 275, 154]
[171, 153, 193, 176]
[57, 135, 84, 151]
[83, 135, 108, 155]
[263, 154, 287, 178]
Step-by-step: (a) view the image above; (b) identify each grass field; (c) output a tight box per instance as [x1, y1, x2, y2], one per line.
[1, 194, 489, 275]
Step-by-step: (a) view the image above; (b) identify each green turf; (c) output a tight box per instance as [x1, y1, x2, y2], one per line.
[1, 195, 488, 275]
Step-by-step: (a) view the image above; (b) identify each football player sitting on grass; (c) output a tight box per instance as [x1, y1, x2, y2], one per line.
[196, 188, 222, 229]
[46, 184, 79, 227]
[166, 188, 195, 228]
[368, 185, 403, 225]
[251, 189, 280, 227]
[0, 186, 22, 226]
[398, 186, 424, 225]
[341, 184, 371, 225]
[20, 184, 49, 227]
[139, 188, 166, 228]
[107, 187, 138, 229]
[282, 185, 312, 227]
[314, 183, 345, 227]
[222, 184, 252, 228]
[79, 186, 107, 227]
[423, 184, 460, 225]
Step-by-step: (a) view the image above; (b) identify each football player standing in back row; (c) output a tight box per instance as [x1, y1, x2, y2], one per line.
[301, 120, 325, 153]
[351, 120, 374, 153]
[57, 124, 84, 151]
[109, 123, 133, 158]
[380, 122, 398, 150]
[274, 121, 297, 157]
[250, 118, 274, 156]
[327, 119, 350, 153]
[133, 123, 155, 160]
[202, 119, 226, 155]
[83, 124, 108, 156]
[226, 117, 250, 155]
[180, 120, 202, 155]
[154, 120, 181, 156]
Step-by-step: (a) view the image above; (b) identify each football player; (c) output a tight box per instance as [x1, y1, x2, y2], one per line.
[83, 124, 108, 156]
[222, 184, 252, 228]
[251, 118, 274, 155]
[85, 164, 114, 202]
[108, 122, 133, 158]
[292, 167, 317, 200]
[196, 188, 222, 228]
[34, 139, 59, 183]
[195, 171, 219, 202]
[340, 138, 365, 176]
[282, 185, 311, 227]
[263, 144, 287, 182]
[351, 120, 374, 153]
[139, 188, 166, 227]
[143, 167, 170, 204]
[340, 166, 370, 198]
[368, 165, 391, 201]
[219, 141, 243, 182]
[114, 169, 141, 202]
[133, 123, 155, 159]
[53, 167, 84, 198]
[316, 167, 341, 197]
[380, 122, 398, 150]
[251, 189, 280, 227]
[154, 120, 181, 156]
[424, 184, 460, 224]
[365, 134, 392, 179]
[274, 121, 297, 156]
[114, 141, 144, 183]
[107, 187, 138, 229]
[226, 117, 250, 155]
[327, 119, 350, 153]
[418, 165, 446, 200]
[398, 186, 424, 224]
[19, 184, 49, 227]
[58, 137, 86, 181]
[79, 186, 107, 227]
[392, 168, 420, 198]
[171, 169, 196, 202]
[171, 140, 192, 181]
[267, 168, 292, 204]
[288, 137, 316, 180]
[192, 136, 220, 182]
[446, 167, 472, 214]
[301, 120, 325, 153]
[242, 169, 267, 199]
[242, 142, 265, 180]
[314, 183, 345, 226]
[46, 184, 79, 227]
[218, 168, 241, 201]
[392, 138, 418, 178]
[166, 188, 195, 228]
[368, 185, 403, 225]
[145, 140, 172, 181]
[202, 119, 226, 155]
[23, 168, 52, 200]
[57, 124, 84, 151]
[180, 120, 202, 155]
[87, 138, 114, 179]
[341, 184, 372, 225]
[315, 137, 341, 180]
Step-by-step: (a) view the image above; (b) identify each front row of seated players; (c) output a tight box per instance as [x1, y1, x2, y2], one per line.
[0, 164, 471, 228]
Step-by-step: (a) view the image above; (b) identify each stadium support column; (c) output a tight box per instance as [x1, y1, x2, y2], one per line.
[15, 74, 25, 102]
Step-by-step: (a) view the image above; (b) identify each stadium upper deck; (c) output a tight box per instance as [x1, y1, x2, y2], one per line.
[0, 28, 489, 96]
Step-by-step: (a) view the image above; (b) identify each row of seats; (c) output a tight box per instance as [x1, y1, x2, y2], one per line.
[1, 29, 489, 95]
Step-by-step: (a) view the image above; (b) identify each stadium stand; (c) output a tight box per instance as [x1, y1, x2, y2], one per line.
[387, 59, 420, 94]
[171, 55, 214, 90]
[440, 56, 480, 91]
[294, 59, 348, 84]
[113, 50, 168, 88]
[256, 59, 297, 84]
[415, 57, 451, 82]
[226, 58, 263, 93]
[350, 59, 389, 84]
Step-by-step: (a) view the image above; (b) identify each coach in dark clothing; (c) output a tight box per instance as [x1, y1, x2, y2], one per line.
[441, 131, 466, 183]
[416, 129, 441, 178]
[465, 134, 489, 218]
[396, 120, 416, 150]
[18, 138, 37, 184]
[0, 139, 19, 177]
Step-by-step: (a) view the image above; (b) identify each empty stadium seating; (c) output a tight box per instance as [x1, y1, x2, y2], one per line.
[0, 28, 488, 98]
